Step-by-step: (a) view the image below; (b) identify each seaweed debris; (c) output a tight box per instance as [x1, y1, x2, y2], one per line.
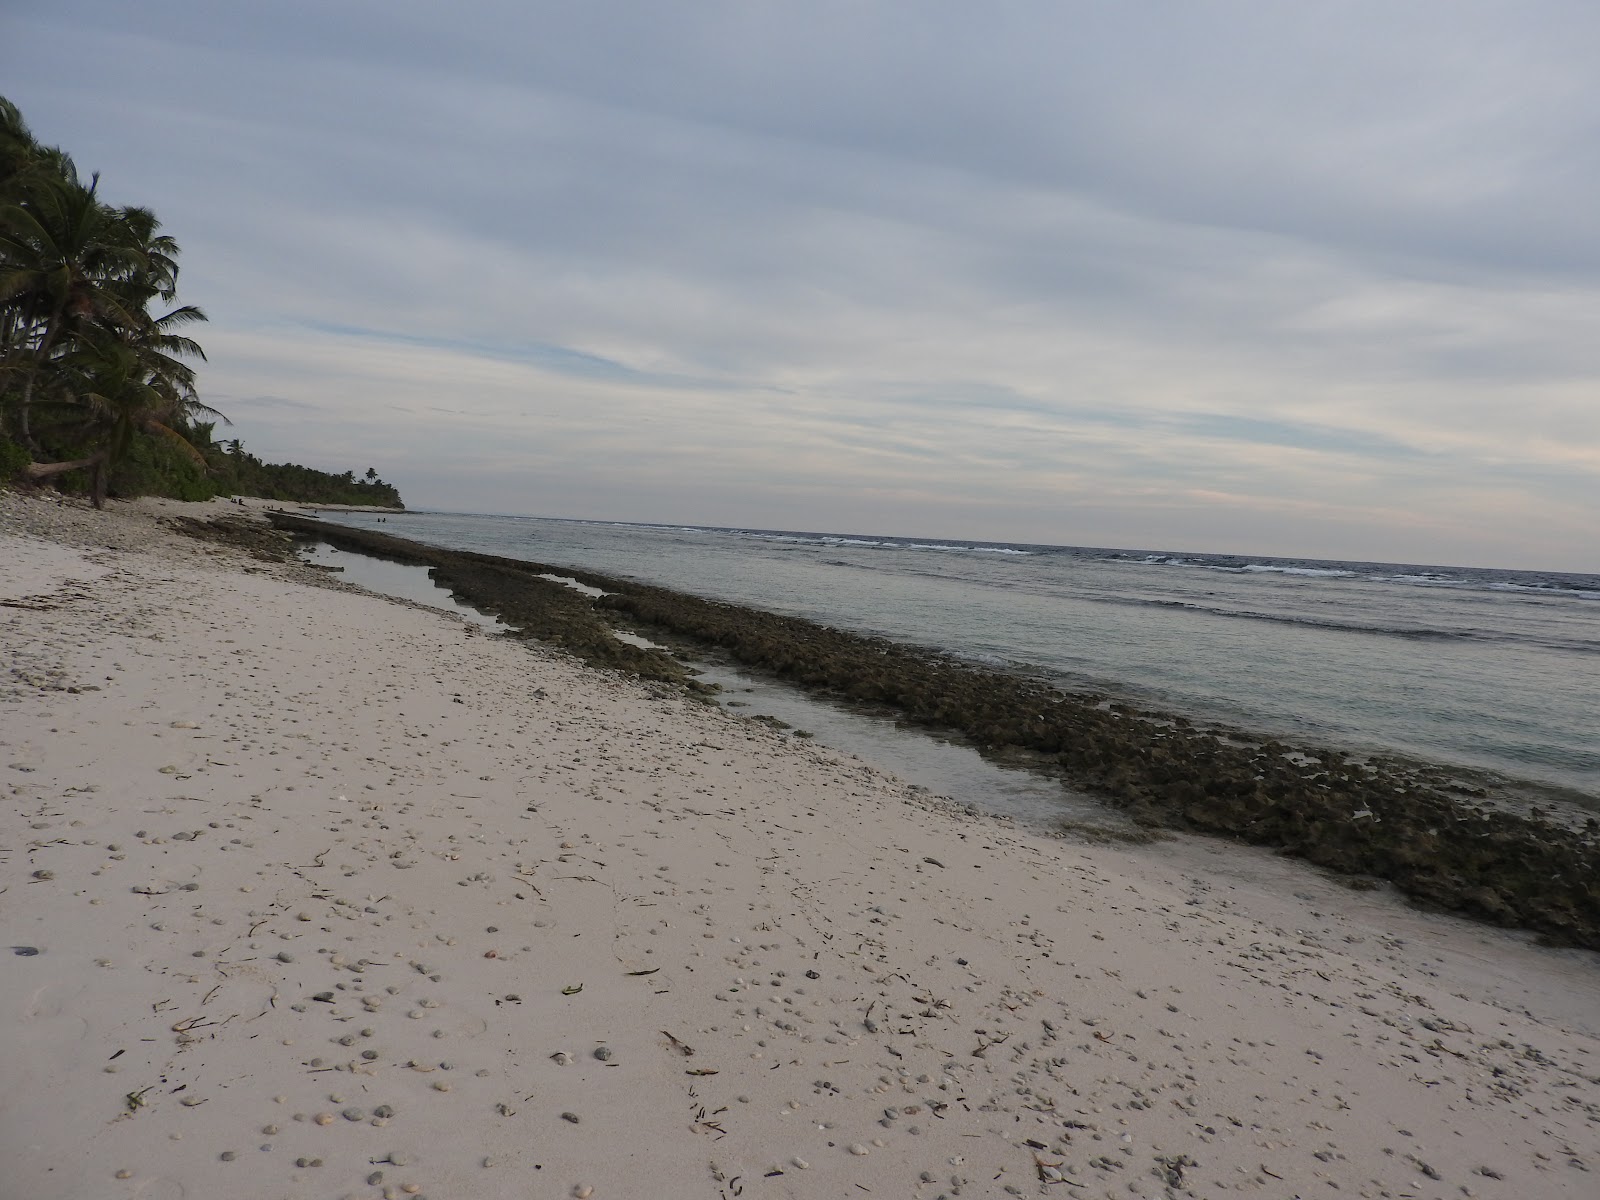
[263, 514, 692, 685]
[170, 514, 299, 561]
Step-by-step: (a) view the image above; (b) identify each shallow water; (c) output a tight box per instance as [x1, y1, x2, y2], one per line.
[299, 538, 1119, 831]
[313, 511, 1600, 805]
[688, 657, 1118, 830]
[300, 542, 511, 632]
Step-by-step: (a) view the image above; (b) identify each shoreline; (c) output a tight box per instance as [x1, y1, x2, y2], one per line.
[268, 511, 1600, 951]
[3, 492, 1598, 1199]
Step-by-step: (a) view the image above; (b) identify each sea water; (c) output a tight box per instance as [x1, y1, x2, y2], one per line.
[315, 511, 1600, 806]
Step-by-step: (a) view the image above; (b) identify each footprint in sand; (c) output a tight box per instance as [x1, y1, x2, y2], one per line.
[19, 983, 91, 1043]
[130, 1177, 187, 1199]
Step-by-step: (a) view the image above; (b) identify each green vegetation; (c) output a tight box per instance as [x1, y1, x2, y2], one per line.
[1, 96, 401, 509]
[212, 442, 402, 507]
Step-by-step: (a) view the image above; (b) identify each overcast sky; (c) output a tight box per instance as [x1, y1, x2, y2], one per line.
[6, 2, 1597, 568]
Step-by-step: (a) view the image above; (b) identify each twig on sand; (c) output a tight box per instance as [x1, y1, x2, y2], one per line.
[661, 1030, 696, 1056]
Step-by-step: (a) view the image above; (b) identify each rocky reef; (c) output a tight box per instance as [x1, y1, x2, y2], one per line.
[263, 513, 1600, 951]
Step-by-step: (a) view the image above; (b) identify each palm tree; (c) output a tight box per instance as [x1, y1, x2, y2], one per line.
[2, 94, 217, 501]
[35, 333, 212, 506]
[0, 97, 78, 208]
[0, 170, 148, 448]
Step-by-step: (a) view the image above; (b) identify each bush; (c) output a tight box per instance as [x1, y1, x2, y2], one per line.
[0, 434, 30, 481]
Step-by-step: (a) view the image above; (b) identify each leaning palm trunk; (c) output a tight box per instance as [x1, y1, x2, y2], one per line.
[14, 365, 38, 449]
[22, 451, 104, 480]
[12, 313, 67, 453]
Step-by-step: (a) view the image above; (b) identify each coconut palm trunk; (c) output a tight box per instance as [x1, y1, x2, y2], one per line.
[23, 451, 103, 480]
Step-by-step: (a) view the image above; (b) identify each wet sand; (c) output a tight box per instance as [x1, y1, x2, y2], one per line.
[3, 493, 1597, 1200]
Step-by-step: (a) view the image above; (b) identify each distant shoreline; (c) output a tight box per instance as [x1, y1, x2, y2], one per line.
[301, 502, 406, 513]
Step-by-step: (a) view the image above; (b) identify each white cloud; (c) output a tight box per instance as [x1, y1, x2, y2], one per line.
[5, 2, 1597, 568]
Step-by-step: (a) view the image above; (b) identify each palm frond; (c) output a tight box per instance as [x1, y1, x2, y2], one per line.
[144, 419, 210, 468]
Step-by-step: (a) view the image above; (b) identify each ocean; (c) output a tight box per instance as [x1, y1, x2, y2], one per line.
[315, 510, 1600, 808]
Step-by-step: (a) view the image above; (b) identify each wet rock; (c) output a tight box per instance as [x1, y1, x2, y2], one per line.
[263, 512, 1600, 950]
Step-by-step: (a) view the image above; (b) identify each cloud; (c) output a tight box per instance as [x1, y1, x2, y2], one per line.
[4, 2, 1596, 568]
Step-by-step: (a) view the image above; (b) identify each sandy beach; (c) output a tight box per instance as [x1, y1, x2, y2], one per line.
[2, 494, 1596, 1200]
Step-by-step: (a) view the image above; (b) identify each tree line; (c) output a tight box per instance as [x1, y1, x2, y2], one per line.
[0, 96, 402, 509]
[212, 442, 402, 507]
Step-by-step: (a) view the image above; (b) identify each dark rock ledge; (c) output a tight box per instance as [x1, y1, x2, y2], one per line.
[258, 513, 1600, 952]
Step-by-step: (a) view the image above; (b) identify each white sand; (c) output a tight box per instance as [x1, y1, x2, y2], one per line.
[2, 494, 1596, 1200]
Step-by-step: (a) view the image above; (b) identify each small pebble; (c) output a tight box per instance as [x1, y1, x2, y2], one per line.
[115, 1169, 133, 1180]
[561, 1111, 580, 1123]
[431, 1081, 451, 1092]
[593, 1046, 613, 1062]
[343, 1108, 364, 1121]
[220, 1151, 237, 1162]
[314, 1112, 334, 1125]
[791, 1157, 810, 1170]
[847, 1143, 869, 1156]
[574, 1186, 594, 1199]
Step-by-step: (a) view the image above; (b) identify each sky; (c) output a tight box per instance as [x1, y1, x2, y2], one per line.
[5, 1, 1598, 569]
